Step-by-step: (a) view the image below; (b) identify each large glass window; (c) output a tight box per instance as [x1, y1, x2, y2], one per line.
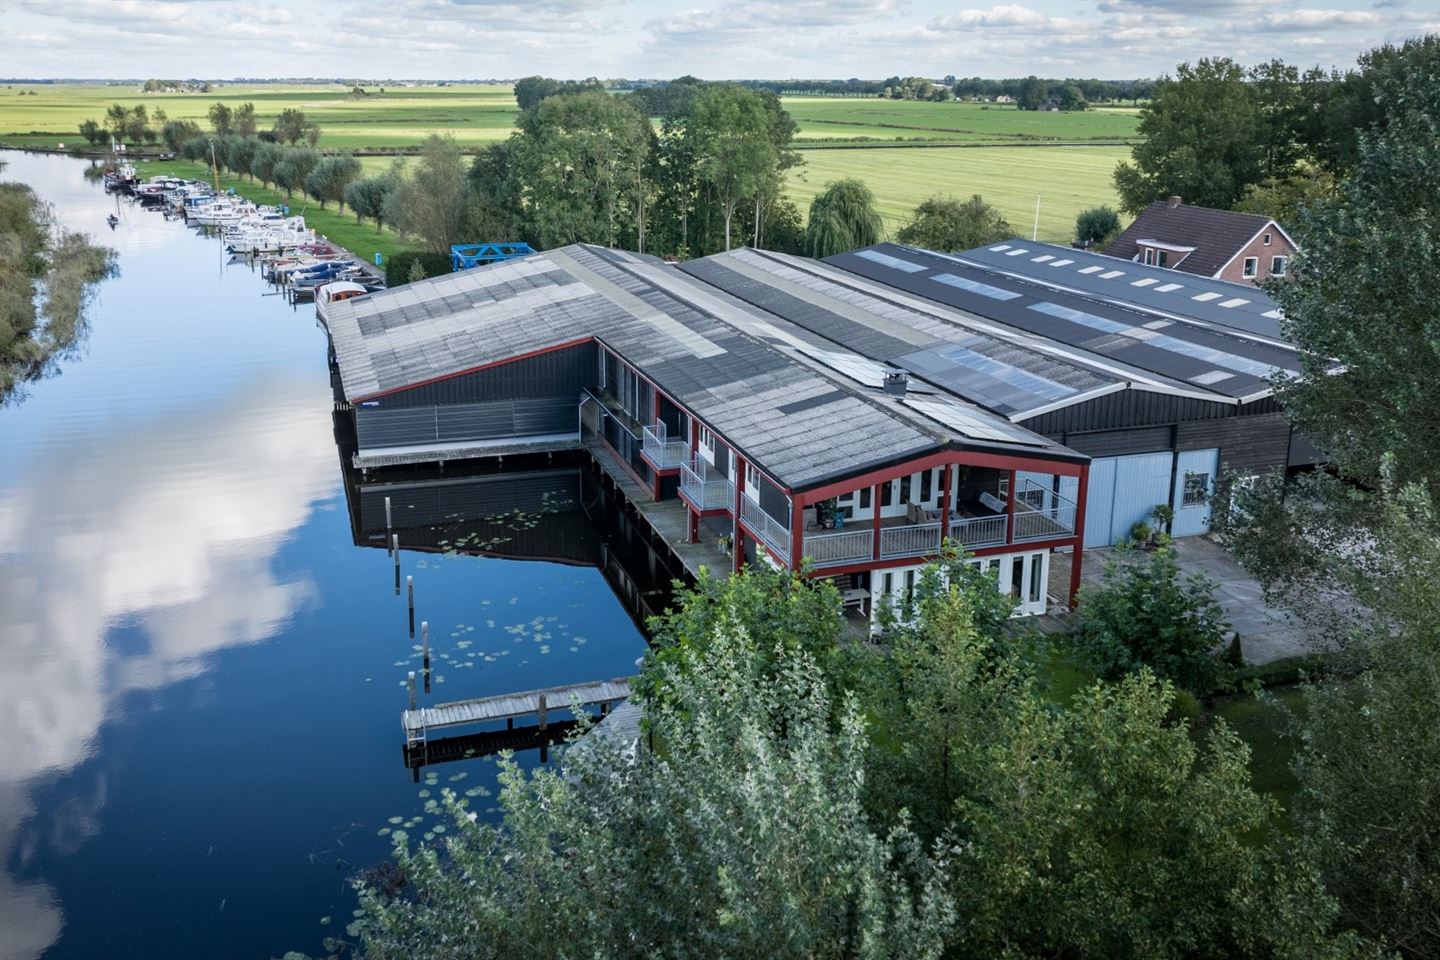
[1243, 257, 1259, 278]
[1271, 256, 1288, 277]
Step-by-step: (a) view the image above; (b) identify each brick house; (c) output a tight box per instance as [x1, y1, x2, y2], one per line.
[1103, 196, 1297, 286]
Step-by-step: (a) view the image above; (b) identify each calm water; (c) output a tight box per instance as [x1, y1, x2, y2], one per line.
[0, 151, 649, 960]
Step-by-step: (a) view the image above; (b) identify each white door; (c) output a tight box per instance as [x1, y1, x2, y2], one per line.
[1171, 448, 1219, 537]
[1000, 550, 1049, 616]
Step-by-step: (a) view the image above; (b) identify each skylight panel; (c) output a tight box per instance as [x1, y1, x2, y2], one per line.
[1191, 370, 1236, 385]
[1078, 266, 1104, 275]
[1005, 248, 1030, 257]
[931, 272, 1022, 302]
[853, 249, 927, 273]
[1048, 258, 1074, 267]
[1219, 297, 1249, 308]
[936, 344, 1076, 401]
[1192, 292, 1222, 302]
[799, 348, 892, 388]
[1100, 270, 1125, 279]
[901, 397, 1048, 446]
[1131, 278, 1158, 287]
[1156, 283, 1184, 292]
[1032, 254, 1055, 262]
[1029, 300, 1130, 335]
[1262, 309, 1283, 319]
[988, 244, 1012, 252]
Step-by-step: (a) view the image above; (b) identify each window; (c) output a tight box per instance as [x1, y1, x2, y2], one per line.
[919, 469, 932, 503]
[745, 463, 759, 497]
[1242, 257, 1259, 278]
[1143, 248, 1155, 266]
[838, 491, 853, 504]
[1182, 472, 1210, 507]
[1271, 255, 1287, 277]
[899, 476, 911, 503]
[698, 426, 714, 451]
[1263, 232, 1273, 246]
[881, 481, 894, 508]
[1158, 250, 1168, 268]
[859, 487, 872, 510]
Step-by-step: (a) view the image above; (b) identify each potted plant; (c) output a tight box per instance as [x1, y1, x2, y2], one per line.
[717, 533, 732, 557]
[1151, 503, 1175, 536]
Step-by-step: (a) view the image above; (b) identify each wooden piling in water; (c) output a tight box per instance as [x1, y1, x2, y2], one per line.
[407, 576, 415, 638]
[407, 671, 416, 712]
[392, 533, 400, 594]
[537, 694, 547, 731]
[385, 496, 393, 554]
[421, 620, 431, 694]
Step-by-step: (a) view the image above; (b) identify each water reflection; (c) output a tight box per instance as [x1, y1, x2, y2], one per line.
[0, 375, 335, 958]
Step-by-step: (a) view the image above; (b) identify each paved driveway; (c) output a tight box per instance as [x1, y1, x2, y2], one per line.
[1050, 537, 1314, 665]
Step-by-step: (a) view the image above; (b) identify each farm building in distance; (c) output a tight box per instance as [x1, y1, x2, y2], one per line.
[1102, 196, 1297, 286]
[319, 239, 1316, 622]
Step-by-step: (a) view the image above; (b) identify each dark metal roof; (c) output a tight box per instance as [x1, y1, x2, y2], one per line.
[952, 241, 1286, 341]
[1103, 200, 1282, 277]
[323, 244, 1082, 492]
[825, 243, 1302, 404]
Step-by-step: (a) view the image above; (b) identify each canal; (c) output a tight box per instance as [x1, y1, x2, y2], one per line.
[0, 151, 658, 960]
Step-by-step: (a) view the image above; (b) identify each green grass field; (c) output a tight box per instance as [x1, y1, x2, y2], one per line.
[786, 145, 1128, 242]
[3, 84, 1134, 246]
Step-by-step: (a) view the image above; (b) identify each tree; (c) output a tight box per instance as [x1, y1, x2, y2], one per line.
[385, 134, 471, 254]
[1071, 540, 1229, 695]
[352, 570, 953, 960]
[272, 108, 307, 145]
[1112, 58, 1263, 214]
[123, 105, 151, 144]
[894, 194, 1012, 252]
[1249, 59, 1305, 181]
[232, 101, 257, 137]
[687, 85, 786, 250]
[207, 101, 232, 135]
[225, 136, 257, 181]
[0, 183, 116, 403]
[1016, 75, 1048, 110]
[1057, 83, 1087, 111]
[512, 75, 604, 111]
[272, 148, 319, 201]
[804, 178, 883, 257]
[305, 154, 361, 212]
[466, 142, 525, 243]
[77, 119, 103, 146]
[1074, 205, 1121, 247]
[344, 167, 399, 230]
[249, 141, 284, 189]
[510, 90, 653, 248]
[160, 119, 200, 153]
[859, 568, 1380, 960]
[1232, 170, 1335, 226]
[103, 103, 129, 143]
[302, 119, 322, 148]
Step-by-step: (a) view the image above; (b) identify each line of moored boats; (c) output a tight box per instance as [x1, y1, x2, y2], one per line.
[106, 167, 386, 304]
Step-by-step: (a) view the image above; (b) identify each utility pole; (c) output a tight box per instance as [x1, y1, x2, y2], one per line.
[1033, 195, 1041, 242]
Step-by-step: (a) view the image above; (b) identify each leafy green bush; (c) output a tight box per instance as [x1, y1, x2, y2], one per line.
[1071, 542, 1230, 694]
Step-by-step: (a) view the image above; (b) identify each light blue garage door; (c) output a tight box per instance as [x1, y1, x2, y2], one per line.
[1083, 451, 1176, 547]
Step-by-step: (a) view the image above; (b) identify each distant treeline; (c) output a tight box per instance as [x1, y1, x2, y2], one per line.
[621, 75, 1156, 106]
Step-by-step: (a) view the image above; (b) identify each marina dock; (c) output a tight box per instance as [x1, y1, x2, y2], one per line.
[402, 676, 635, 745]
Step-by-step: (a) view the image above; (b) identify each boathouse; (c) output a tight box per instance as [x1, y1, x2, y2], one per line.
[319, 240, 1313, 620]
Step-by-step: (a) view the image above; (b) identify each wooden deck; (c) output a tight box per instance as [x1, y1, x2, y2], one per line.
[402, 677, 634, 742]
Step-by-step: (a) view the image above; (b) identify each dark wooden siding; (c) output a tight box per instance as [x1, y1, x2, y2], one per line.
[1020, 390, 1233, 436]
[1288, 430, 1324, 467]
[1178, 412, 1291, 474]
[377, 343, 596, 409]
[1063, 426, 1174, 458]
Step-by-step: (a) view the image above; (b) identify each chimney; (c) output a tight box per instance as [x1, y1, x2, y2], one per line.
[1167, 195, 1182, 209]
[883, 371, 908, 396]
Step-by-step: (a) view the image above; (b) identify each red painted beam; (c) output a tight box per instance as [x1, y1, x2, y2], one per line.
[1069, 463, 1091, 610]
[799, 449, 1082, 503]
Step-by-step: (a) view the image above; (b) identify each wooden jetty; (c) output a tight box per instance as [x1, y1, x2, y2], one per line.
[402, 676, 634, 745]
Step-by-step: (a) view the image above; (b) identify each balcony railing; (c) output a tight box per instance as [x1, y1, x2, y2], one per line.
[879, 521, 943, 560]
[949, 513, 1008, 549]
[804, 528, 874, 569]
[740, 495, 791, 561]
[679, 457, 734, 512]
[1012, 479, 1079, 542]
[641, 422, 687, 469]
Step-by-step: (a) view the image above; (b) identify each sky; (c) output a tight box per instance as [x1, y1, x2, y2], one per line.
[2, 0, 1437, 80]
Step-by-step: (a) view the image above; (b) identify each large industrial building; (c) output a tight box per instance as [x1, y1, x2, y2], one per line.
[319, 239, 1313, 620]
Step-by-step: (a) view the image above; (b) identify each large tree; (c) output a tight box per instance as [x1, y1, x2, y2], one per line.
[1112, 58, 1264, 214]
[686, 85, 789, 250]
[385, 135, 471, 254]
[272, 147, 320, 202]
[206, 101, 232, 135]
[510, 90, 652, 249]
[804, 178, 883, 258]
[272, 108, 307, 145]
[305, 154, 362, 212]
[344, 166, 400, 230]
[894, 194, 1012, 252]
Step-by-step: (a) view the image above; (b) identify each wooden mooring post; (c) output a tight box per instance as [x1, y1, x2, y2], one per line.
[407, 671, 416, 712]
[392, 533, 400, 594]
[406, 576, 415, 638]
[421, 620, 431, 694]
[537, 694, 548, 731]
[384, 496, 393, 553]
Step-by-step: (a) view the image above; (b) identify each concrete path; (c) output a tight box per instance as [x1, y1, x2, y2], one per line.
[1049, 537, 1316, 665]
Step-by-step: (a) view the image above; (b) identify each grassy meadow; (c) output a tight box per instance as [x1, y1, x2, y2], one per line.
[3, 83, 1136, 245]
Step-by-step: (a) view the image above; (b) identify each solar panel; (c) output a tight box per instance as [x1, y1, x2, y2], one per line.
[853, 249, 927, 273]
[935, 345, 1075, 401]
[1028, 301, 1283, 379]
[902, 397, 1048, 446]
[931, 272, 1022, 302]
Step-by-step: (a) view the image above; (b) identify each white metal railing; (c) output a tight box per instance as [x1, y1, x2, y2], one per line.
[949, 513, 1008, 549]
[1012, 479, 1079, 542]
[740, 495, 791, 561]
[879, 521, 943, 559]
[804, 528, 874, 568]
[641, 422, 687, 469]
[679, 457, 734, 511]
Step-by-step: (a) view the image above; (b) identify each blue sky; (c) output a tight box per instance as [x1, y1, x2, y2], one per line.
[2, 0, 1437, 79]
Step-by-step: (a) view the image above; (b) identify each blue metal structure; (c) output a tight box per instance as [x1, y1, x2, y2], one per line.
[451, 242, 535, 271]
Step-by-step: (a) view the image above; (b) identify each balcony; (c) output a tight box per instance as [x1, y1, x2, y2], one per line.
[679, 457, 734, 512]
[948, 513, 1008, 549]
[1011, 479, 1079, 542]
[640, 422, 687, 470]
[804, 528, 874, 569]
[739, 495, 790, 561]
[880, 520, 944, 559]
